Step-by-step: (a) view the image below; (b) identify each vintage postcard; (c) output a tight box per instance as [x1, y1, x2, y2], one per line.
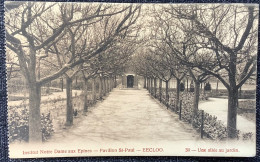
[6, 1, 258, 158]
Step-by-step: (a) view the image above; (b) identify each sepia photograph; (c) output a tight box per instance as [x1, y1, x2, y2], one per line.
[5, 1, 258, 158]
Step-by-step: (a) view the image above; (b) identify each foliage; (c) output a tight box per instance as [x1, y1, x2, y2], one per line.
[8, 105, 54, 143]
[72, 83, 84, 90]
[201, 113, 228, 140]
[155, 91, 253, 140]
[41, 112, 54, 141]
[242, 132, 253, 140]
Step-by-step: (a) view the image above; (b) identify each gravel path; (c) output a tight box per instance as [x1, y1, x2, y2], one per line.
[48, 88, 200, 144]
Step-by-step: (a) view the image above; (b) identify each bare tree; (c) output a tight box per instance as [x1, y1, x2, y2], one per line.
[149, 15, 188, 109]
[5, 2, 141, 142]
[164, 4, 258, 138]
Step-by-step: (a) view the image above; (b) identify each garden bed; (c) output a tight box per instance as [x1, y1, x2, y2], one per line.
[238, 100, 255, 122]
[8, 91, 100, 143]
[151, 89, 254, 141]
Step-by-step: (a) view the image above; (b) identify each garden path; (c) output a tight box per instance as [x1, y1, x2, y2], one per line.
[199, 98, 255, 134]
[48, 88, 200, 144]
[9, 88, 256, 158]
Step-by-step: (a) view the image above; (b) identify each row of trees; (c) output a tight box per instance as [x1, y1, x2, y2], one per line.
[133, 4, 258, 138]
[6, 2, 141, 142]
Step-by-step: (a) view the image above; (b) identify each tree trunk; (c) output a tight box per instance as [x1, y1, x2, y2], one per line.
[28, 83, 42, 143]
[106, 78, 109, 93]
[114, 75, 117, 88]
[226, 53, 239, 139]
[112, 77, 114, 89]
[109, 77, 112, 91]
[99, 77, 103, 99]
[28, 48, 42, 143]
[60, 78, 63, 92]
[66, 77, 73, 126]
[107, 77, 109, 92]
[110, 76, 112, 91]
[148, 78, 150, 93]
[150, 78, 153, 95]
[216, 80, 219, 92]
[227, 88, 238, 138]
[238, 86, 241, 108]
[192, 81, 200, 126]
[203, 82, 206, 96]
[144, 77, 146, 88]
[121, 75, 124, 88]
[46, 82, 50, 94]
[92, 78, 96, 102]
[103, 77, 106, 96]
[148, 78, 150, 92]
[107, 77, 110, 92]
[75, 76, 78, 87]
[109, 77, 111, 91]
[146, 77, 149, 90]
[154, 78, 157, 98]
[149, 78, 151, 91]
[239, 86, 242, 99]
[159, 79, 162, 102]
[83, 79, 88, 112]
[176, 79, 180, 111]
[186, 78, 189, 92]
[165, 80, 169, 105]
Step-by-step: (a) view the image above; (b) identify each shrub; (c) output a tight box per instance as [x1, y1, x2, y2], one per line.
[8, 106, 29, 142]
[242, 132, 253, 140]
[155, 90, 252, 141]
[41, 112, 54, 141]
[8, 106, 54, 143]
[202, 113, 228, 140]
